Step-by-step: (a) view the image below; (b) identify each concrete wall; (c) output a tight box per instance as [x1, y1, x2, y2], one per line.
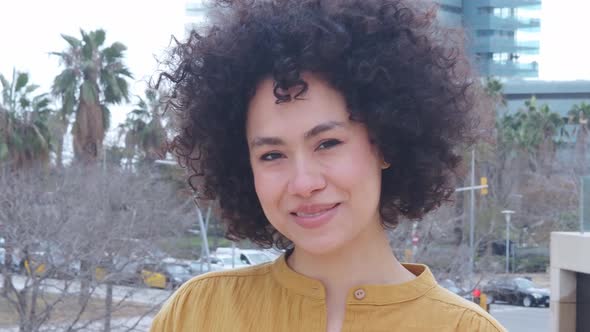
[550, 232, 590, 332]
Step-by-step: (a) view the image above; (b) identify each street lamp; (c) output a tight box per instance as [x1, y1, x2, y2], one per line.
[155, 158, 212, 272]
[501, 210, 515, 274]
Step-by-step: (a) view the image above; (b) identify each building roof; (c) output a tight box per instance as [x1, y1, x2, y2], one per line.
[503, 80, 590, 97]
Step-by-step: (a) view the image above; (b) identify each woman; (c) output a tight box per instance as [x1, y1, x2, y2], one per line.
[151, 0, 505, 331]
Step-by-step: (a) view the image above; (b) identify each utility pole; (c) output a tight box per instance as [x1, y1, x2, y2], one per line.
[454, 149, 489, 288]
[469, 149, 475, 283]
[501, 210, 515, 274]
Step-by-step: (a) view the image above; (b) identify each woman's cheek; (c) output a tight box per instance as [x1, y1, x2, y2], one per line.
[254, 166, 286, 200]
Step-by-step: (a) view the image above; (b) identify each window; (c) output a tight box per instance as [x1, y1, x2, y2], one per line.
[477, 7, 493, 14]
[440, 4, 462, 14]
[493, 7, 515, 18]
[477, 30, 494, 37]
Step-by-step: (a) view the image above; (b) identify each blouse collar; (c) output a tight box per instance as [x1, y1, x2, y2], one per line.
[270, 254, 438, 305]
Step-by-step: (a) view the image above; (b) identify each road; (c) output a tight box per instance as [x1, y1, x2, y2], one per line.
[1, 274, 172, 305]
[2, 275, 551, 332]
[490, 303, 550, 332]
[0, 274, 168, 331]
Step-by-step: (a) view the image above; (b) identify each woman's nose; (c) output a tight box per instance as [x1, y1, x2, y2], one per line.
[286, 158, 327, 198]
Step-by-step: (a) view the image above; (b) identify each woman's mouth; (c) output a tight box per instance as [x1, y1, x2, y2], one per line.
[290, 203, 340, 229]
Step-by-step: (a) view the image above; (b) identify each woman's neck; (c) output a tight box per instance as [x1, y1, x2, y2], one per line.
[286, 224, 416, 295]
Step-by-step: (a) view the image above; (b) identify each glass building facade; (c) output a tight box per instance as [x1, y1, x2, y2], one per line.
[436, 0, 542, 78]
[185, 0, 541, 79]
[185, 0, 208, 35]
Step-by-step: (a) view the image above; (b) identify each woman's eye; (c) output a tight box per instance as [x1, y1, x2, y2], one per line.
[317, 139, 342, 150]
[260, 152, 284, 161]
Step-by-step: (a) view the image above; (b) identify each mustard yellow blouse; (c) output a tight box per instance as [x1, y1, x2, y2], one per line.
[150, 255, 506, 331]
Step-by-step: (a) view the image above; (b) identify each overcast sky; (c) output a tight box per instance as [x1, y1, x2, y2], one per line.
[0, 0, 589, 132]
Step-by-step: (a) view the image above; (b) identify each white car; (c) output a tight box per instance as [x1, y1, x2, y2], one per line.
[216, 254, 250, 270]
[215, 247, 276, 270]
[241, 249, 276, 265]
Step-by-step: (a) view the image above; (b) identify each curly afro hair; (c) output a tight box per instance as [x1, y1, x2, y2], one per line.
[161, 0, 478, 249]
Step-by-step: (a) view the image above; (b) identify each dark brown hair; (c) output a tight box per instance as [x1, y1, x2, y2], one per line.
[161, 0, 477, 248]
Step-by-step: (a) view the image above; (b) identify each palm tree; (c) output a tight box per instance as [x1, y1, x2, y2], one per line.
[498, 97, 566, 174]
[568, 102, 590, 172]
[52, 29, 132, 164]
[0, 69, 52, 170]
[484, 77, 507, 108]
[118, 88, 166, 167]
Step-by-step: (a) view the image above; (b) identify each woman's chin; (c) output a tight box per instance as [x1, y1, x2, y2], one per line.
[293, 237, 347, 257]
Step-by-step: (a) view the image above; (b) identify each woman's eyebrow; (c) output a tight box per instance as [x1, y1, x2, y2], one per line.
[250, 121, 346, 149]
[304, 121, 346, 139]
[250, 137, 285, 149]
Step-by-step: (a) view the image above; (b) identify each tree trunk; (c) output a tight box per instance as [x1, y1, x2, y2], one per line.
[78, 259, 91, 305]
[28, 279, 40, 332]
[73, 84, 104, 164]
[17, 288, 31, 332]
[55, 135, 64, 169]
[576, 127, 587, 174]
[104, 281, 113, 332]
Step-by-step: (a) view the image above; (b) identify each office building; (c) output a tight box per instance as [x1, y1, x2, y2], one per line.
[437, 0, 542, 78]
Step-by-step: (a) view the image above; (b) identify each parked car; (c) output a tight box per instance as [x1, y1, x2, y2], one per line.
[439, 278, 479, 302]
[0, 247, 20, 272]
[96, 257, 143, 286]
[140, 261, 193, 289]
[171, 257, 223, 276]
[261, 248, 284, 261]
[241, 249, 275, 265]
[482, 277, 550, 307]
[216, 254, 250, 270]
[214, 247, 276, 268]
[440, 279, 467, 296]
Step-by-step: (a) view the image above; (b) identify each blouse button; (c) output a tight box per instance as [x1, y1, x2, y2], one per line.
[353, 288, 366, 300]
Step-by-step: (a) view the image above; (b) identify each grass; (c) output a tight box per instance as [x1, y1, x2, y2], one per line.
[0, 292, 154, 328]
[157, 235, 236, 259]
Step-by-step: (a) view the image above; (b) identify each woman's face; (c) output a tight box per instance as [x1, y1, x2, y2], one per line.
[246, 74, 384, 255]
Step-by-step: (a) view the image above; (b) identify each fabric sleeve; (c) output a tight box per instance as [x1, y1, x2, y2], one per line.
[456, 309, 508, 332]
[149, 276, 212, 332]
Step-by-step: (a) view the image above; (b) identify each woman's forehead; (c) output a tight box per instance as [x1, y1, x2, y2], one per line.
[246, 74, 349, 132]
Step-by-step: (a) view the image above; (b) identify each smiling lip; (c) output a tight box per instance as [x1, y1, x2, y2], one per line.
[290, 203, 340, 229]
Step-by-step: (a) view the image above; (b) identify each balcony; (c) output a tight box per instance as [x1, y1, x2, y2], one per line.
[473, 37, 539, 53]
[470, 15, 541, 30]
[477, 60, 538, 78]
[478, 0, 541, 8]
[436, 0, 462, 7]
[186, 1, 208, 13]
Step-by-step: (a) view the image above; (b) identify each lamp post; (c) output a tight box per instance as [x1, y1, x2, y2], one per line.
[501, 210, 515, 274]
[454, 149, 488, 289]
[155, 159, 212, 271]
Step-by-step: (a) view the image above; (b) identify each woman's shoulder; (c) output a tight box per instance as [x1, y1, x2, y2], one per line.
[424, 285, 507, 332]
[150, 262, 275, 332]
[169, 260, 275, 302]
[190, 260, 275, 283]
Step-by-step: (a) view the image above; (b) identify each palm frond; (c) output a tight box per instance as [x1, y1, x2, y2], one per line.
[117, 77, 130, 102]
[102, 42, 127, 63]
[52, 68, 79, 95]
[0, 73, 9, 91]
[61, 34, 82, 48]
[15, 72, 29, 92]
[80, 29, 95, 60]
[102, 105, 111, 131]
[25, 84, 40, 94]
[92, 29, 106, 48]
